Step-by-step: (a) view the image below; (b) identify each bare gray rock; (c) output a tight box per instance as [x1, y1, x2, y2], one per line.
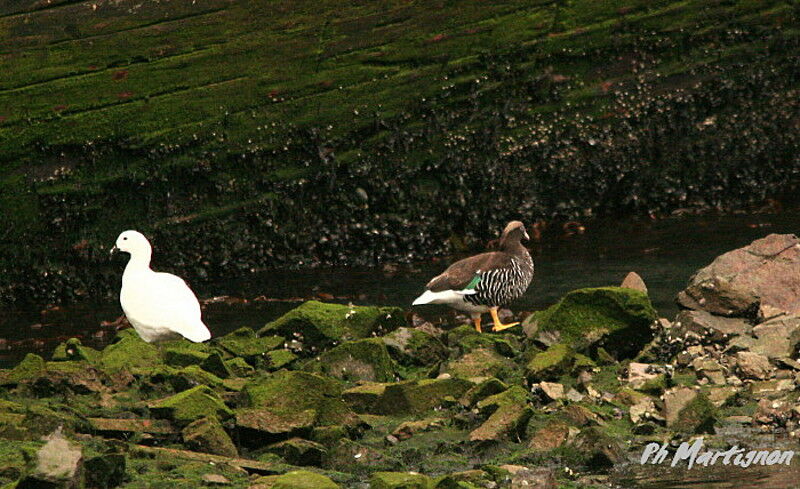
[673, 310, 751, 341]
[18, 427, 83, 489]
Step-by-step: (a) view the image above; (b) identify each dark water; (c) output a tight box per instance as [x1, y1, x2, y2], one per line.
[0, 212, 797, 368]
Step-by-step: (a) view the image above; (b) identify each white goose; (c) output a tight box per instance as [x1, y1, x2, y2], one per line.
[111, 230, 211, 343]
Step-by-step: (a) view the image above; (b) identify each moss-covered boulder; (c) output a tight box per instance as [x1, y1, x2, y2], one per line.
[442, 348, 517, 382]
[568, 427, 624, 468]
[267, 350, 299, 370]
[376, 378, 474, 415]
[371, 471, 433, 489]
[446, 325, 516, 357]
[215, 327, 284, 366]
[99, 329, 162, 371]
[243, 371, 356, 426]
[525, 344, 574, 382]
[265, 437, 327, 466]
[270, 470, 340, 489]
[383, 328, 448, 366]
[166, 365, 225, 392]
[84, 452, 126, 489]
[225, 357, 256, 377]
[2, 353, 46, 385]
[259, 301, 404, 350]
[182, 416, 237, 457]
[525, 287, 657, 358]
[342, 383, 388, 414]
[51, 338, 100, 364]
[235, 407, 317, 443]
[151, 385, 233, 427]
[459, 378, 508, 407]
[307, 338, 396, 382]
[664, 387, 717, 433]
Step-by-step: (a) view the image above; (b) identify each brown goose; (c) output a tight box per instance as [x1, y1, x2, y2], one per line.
[412, 221, 534, 333]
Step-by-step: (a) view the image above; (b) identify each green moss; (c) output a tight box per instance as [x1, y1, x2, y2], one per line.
[182, 416, 237, 457]
[384, 328, 448, 367]
[371, 472, 433, 489]
[243, 371, 354, 426]
[443, 348, 518, 382]
[99, 329, 162, 371]
[673, 392, 717, 434]
[528, 287, 657, 358]
[525, 344, 574, 382]
[309, 338, 396, 383]
[267, 350, 298, 370]
[225, 357, 256, 377]
[376, 378, 474, 415]
[215, 327, 284, 364]
[272, 470, 340, 489]
[151, 385, 233, 427]
[259, 301, 404, 347]
[5, 353, 46, 384]
[341, 383, 388, 414]
[51, 338, 100, 363]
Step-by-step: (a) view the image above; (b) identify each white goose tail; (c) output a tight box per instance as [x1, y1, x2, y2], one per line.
[412, 289, 476, 306]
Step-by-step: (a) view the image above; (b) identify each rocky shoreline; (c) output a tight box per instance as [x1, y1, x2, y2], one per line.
[1, 234, 799, 488]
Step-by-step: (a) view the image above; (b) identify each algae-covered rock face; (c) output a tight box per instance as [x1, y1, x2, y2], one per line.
[215, 327, 285, 366]
[525, 287, 657, 359]
[376, 378, 474, 415]
[270, 470, 341, 489]
[525, 344, 574, 382]
[307, 338, 396, 382]
[3, 353, 46, 385]
[182, 416, 238, 458]
[151, 385, 233, 427]
[242, 370, 356, 427]
[259, 301, 404, 351]
[383, 327, 448, 367]
[371, 471, 432, 489]
[100, 329, 163, 371]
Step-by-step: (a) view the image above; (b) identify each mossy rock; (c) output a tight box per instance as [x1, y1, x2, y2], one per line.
[235, 407, 317, 442]
[446, 325, 516, 357]
[371, 471, 433, 489]
[310, 425, 348, 448]
[215, 327, 284, 365]
[341, 383, 388, 414]
[99, 329, 162, 371]
[525, 344, 574, 382]
[442, 348, 517, 382]
[567, 426, 624, 468]
[383, 328, 448, 367]
[265, 437, 327, 466]
[200, 353, 232, 379]
[3, 353, 46, 385]
[164, 348, 210, 368]
[476, 386, 529, 414]
[271, 470, 340, 489]
[470, 401, 532, 442]
[243, 371, 355, 426]
[167, 365, 225, 391]
[225, 357, 256, 377]
[673, 392, 717, 434]
[526, 287, 656, 358]
[182, 416, 238, 457]
[267, 350, 298, 370]
[259, 301, 404, 350]
[84, 452, 126, 489]
[51, 338, 100, 363]
[307, 338, 396, 383]
[376, 378, 474, 415]
[151, 385, 233, 427]
[459, 378, 508, 407]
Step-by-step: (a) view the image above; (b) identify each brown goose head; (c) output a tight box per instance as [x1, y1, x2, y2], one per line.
[498, 221, 529, 250]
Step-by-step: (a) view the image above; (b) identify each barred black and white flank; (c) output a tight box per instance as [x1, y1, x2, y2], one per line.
[412, 221, 534, 333]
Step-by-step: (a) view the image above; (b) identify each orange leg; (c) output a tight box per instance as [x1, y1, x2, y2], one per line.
[472, 314, 482, 333]
[490, 307, 519, 332]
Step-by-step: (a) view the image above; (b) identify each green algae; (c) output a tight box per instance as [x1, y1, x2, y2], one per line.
[182, 416, 237, 457]
[371, 471, 433, 489]
[260, 301, 404, 347]
[99, 329, 162, 372]
[271, 470, 340, 489]
[5, 354, 46, 385]
[308, 338, 396, 383]
[528, 287, 657, 358]
[525, 343, 574, 382]
[151, 385, 233, 427]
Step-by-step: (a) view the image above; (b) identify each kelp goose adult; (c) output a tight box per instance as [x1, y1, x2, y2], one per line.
[412, 221, 534, 333]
